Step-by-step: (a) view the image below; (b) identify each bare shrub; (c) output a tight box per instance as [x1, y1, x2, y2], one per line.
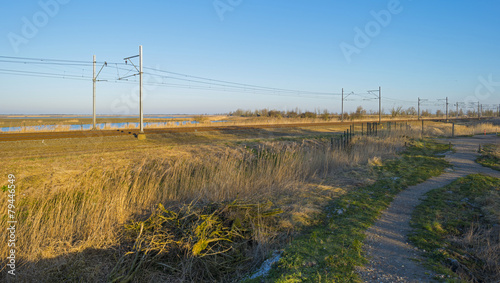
[449, 224, 500, 282]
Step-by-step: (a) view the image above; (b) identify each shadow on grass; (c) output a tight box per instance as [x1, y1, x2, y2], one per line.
[2, 247, 119, 283]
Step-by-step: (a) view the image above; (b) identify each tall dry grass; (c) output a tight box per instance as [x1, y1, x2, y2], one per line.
[3, 116, 500, 135]
[2, 136, 406, 251]
[1, 128, 418, 281]
[449, 224, 500, 282]
[419, 121, 500, 137]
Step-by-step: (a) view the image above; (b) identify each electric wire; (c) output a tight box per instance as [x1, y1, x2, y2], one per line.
[2, 55, 488, 111]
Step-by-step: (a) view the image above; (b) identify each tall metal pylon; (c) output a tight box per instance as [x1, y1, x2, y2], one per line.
[122, 45, 145, 138]
[92, 56, 107, 130]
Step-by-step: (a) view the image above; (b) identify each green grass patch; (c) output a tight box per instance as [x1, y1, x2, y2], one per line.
[476, 144, 500, 171]
[409, 174, 500, 282]
[255, 139, 450, 282]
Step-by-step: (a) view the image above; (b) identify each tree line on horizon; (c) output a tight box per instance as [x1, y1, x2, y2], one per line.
[229, 106, 495, 120]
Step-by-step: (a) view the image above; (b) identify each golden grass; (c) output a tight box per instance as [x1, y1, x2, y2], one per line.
[420, 121, 500, 137]
[2, 115, 499, 135]
[2, 120, 497, 281]
[0, 126, 416, 281]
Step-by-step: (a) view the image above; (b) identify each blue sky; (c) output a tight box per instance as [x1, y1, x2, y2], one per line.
[1, 0, 499, 115]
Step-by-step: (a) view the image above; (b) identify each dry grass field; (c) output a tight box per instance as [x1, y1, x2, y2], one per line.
[0, 118, 498, 282]
[3, 114, 498, 134]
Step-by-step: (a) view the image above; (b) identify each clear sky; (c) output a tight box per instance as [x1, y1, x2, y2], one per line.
[1, 0, 499, 115]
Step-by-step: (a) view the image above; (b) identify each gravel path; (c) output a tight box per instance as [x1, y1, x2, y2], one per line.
[357, 135, 500, 282]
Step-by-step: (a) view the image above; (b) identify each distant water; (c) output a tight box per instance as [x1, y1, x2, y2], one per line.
[1, 116, 194, 119]
[0, 120, 229, 132]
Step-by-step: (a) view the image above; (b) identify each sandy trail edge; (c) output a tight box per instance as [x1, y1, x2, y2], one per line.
[357, 135, 500, 282]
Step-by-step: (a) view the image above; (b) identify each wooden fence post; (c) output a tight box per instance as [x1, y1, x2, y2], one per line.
[421, 120, 424, 138]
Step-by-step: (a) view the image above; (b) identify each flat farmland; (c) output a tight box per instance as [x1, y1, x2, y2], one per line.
[1, 119, 499, 282]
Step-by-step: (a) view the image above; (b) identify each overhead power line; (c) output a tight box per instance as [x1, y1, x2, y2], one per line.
[142, 66, 341, 97]
[0, 55, 125, 65]
[0, 55, 94, 65]
[1, 54, 458, 111]
[1, 55, 342, 98]
[0, 59, 93, 67]
[0, 68, 92, 80]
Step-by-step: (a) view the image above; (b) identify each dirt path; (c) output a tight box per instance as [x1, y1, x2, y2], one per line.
[357, 135, 500, 282]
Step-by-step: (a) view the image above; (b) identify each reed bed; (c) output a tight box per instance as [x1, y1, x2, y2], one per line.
[0, 128, 424, 281]
[2, 116, 499, 135]
[420, 121, 500, 137]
